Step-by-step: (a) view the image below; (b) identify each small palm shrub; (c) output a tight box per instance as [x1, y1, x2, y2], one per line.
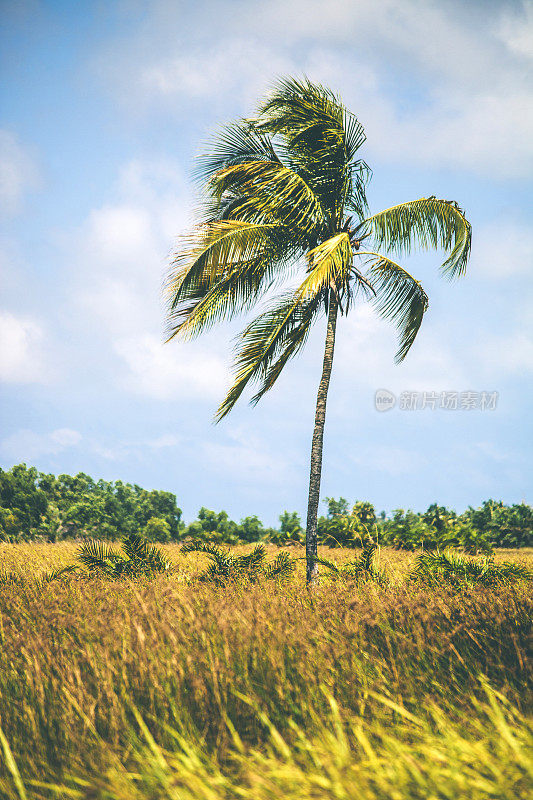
[412, 550, 533, 589]
[77, 533, 172, 578]
[317, 537, 388, 585]
[181, 540, 295, 585]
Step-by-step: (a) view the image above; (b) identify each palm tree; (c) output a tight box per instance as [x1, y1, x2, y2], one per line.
[165, 77, 472, 585]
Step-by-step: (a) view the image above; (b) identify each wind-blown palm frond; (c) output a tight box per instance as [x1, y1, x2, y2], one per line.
[41, 565, 79, 583]
[316, 537, 386, 584]
[166, 221, 297, 340]
[362, 252, 429, 362]
[216, 292, 323, 420]
[194, 120, 282, 185]
[258, 77, 366, 162]
[298, 232, 352, 300]
[263, 550, 296, 582]
[257, 77, 366, 222]
[122, 533, 171, 573]
[234, 544, 266, 573]
[77, 536, 171, 578]
[208, 160, 328, 233]
[363, 198, 471, 278]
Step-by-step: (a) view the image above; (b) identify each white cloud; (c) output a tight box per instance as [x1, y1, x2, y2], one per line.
[113, 333, 229, 400]
[497, 1, 533, 60]
[94, 0, 533, 178]
[148, 433, 181, 448]
[86, 205, 155, 267]
[0, 311, 48, 383]
[1, 428, 82, 461]
[0, 130, 39, 214]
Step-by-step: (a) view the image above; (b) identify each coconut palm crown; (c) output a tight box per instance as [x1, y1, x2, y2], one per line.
[166, 77, 472, 584]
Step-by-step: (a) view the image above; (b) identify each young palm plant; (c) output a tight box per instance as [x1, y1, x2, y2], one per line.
[181, 540, 295, 586]
[316, 536, 388, 586]
[413, 550, 533, 589]
[166, 77, 472, 585]
[77, 533, 172, 578]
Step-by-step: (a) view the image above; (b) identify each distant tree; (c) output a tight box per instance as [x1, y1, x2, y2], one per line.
[273, 510, 304, 544]
[144, 517, 172, 543]
[324, 497, 350, 518]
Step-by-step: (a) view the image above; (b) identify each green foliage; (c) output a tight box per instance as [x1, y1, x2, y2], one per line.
[1, 465, 531, 551]
[77, 533, 172, 578]
[413, 550, 533, 589]
[0, 464, 183, 542]
[181, 539, 295, 585]
[144, 517, 172, 543]
[316, 498, 377, 547]
[317, 536, 388, 585]
[269, 510, 304, 545]
[166, 77, 472, 420]
[378, 500, 532, 552]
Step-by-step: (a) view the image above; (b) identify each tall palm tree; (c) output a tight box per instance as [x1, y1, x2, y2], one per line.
[166, 78, 472, 584]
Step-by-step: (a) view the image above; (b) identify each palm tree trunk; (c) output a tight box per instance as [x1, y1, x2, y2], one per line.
[305, 294, 339, 585]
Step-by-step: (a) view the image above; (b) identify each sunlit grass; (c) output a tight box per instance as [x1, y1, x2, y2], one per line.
[0, 543, 531, 799]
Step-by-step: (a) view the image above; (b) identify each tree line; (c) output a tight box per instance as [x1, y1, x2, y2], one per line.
[0, 464, 531, 550]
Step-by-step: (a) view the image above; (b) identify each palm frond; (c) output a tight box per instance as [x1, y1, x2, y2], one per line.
[361, 252, 428, 362]
[263, 551, 296, 582]
[181, 539, 236, 573]
[41, 565, 79, 583]
[257, 77, 367, 221]
[207, 160, 328, 234]
[363, 198, 471, 278]
[258, 77, 366, 161]
[298, 232, 352, 300]
[77, 540, 123, 574]
[122, 534, 171, 573]
[166, 220, 297, 341]
[413, 550, 533, 588]
[234, 543, 266, 573]
[194, 120, 282, 185]
[181, 540, 295, 585]
[216, 292, 323, 420]
[315, 557, 341, 574]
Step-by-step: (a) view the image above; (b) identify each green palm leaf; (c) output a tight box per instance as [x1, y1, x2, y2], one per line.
[362, 252, 429, 362]
[194, 120, 282, 185]
[257, 77, 366, 222]
[77, 540, 123, 574]
[298, 232, 353, 300]
[216, 292, 323, 420]
[263, 551, 296, 582]
[166, 220, 296, 340]
[208, 160, 328, 233]
[363, 198, 471, 278]
[234, 544, 266, 573]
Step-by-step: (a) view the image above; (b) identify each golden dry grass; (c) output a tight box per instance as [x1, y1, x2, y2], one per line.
[0, 542, 531, 799]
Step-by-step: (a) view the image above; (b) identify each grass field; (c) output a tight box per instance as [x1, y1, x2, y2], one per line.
[0, 543, 532, 799]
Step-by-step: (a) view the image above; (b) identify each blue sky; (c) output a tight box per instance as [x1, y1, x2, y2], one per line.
[1, 0, 532, 525]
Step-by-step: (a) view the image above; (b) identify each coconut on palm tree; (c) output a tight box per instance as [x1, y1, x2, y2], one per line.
[166, 77, 472, 585]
